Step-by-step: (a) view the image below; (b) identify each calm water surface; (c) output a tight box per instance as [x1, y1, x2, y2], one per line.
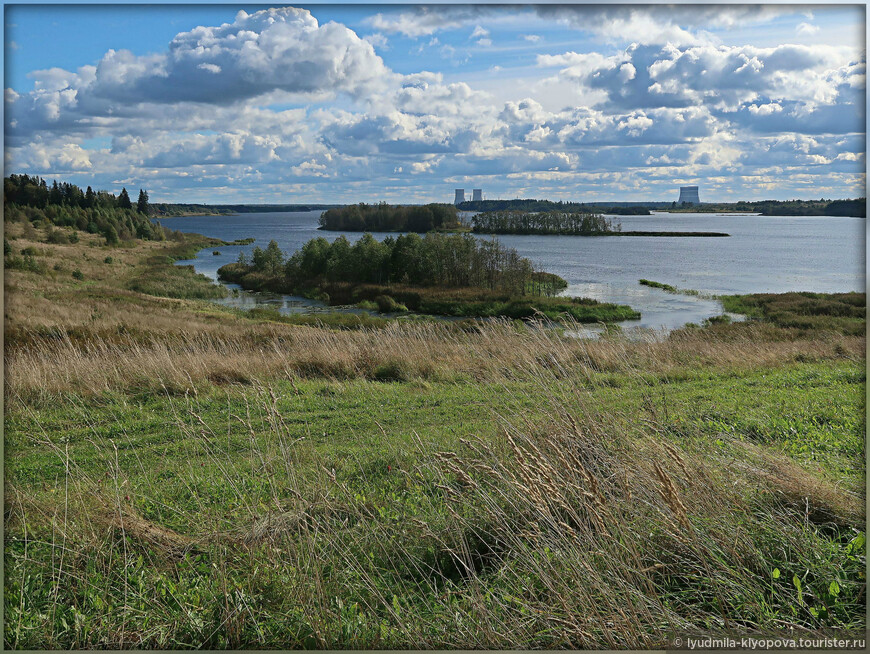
[168, 210, 864, 333]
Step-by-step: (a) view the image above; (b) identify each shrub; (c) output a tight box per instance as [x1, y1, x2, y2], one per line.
[375, 295, 408, 313]
[22, 222, 38, 239]
[104, 256, 114, 264]
[45, 229, 69, 245]
[4, 237, 12, 256]
[372, 360, 411, 381]
[5, 254, 46, 274]
[72, 269, 84, 280]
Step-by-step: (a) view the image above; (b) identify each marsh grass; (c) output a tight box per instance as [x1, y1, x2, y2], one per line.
[721, 292, 866, 335]
[126, 264, 228, 300]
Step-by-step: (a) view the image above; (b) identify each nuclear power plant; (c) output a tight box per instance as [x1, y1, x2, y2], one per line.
[454, 188, 484, 205]
[678, 186, 700, 204]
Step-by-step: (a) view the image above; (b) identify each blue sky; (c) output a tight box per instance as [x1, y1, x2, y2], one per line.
[4, 3, 866, 203]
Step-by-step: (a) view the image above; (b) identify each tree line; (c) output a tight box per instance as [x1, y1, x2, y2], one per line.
[4, 174, 171, 244]
[150, 203, 343, 217]
[463, 196, 866, 217]
[224, 232, 566, 297]
[318, 202, 460, 232]
[460, 199, 650, 215]
[5, 174, 149, 213]
[472, 210, 619, 235]
[666, 198, 866, 217]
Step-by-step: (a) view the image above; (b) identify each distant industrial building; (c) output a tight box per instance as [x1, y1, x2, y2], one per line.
[454, 189, 466, 205]
[472, 189, 483, 202]
[678, 186, 700, 204]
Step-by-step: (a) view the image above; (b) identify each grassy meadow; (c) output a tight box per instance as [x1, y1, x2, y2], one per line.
[3, 219, 866, 648]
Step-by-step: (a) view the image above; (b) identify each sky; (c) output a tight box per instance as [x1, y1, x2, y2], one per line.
[3, 3, 867, 204]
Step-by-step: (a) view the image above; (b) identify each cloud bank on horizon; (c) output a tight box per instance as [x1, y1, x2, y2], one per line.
[4, 4, 866, 203]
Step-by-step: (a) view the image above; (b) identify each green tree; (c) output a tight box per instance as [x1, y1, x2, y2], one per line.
[137, 189, 149, 214]
[118, 188, 132, 210]
[49, 180, 63, 206]
[103, 225, 119, 245]
[251, 240, 285, 275]
[350, 233, 390, 283]
[292, 237, 331, 279]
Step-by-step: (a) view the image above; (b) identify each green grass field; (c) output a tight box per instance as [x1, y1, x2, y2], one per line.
[5, 357, 865, 648]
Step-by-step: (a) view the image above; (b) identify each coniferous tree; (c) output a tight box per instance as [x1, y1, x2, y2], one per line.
[136, 189, 149, 214]
[49, 180, 62, 206]
[118, 187, 132, 210]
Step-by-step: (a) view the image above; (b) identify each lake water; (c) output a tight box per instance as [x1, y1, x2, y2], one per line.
[168, 210, 865, 333]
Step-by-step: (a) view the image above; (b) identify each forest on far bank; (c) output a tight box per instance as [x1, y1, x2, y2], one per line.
[318, 202, 461, 232]
[460, 197, 866, 217]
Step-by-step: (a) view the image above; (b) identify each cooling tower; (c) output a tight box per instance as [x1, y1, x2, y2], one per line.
[472, 189, 483, 202]
[454, 189, 466, 205]
[678, 186, 700, 204]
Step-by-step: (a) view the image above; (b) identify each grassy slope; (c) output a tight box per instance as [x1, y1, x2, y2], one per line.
[3, 221, 866, 648]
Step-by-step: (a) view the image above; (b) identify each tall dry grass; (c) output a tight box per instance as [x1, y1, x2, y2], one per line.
[5, 316, 864, 404]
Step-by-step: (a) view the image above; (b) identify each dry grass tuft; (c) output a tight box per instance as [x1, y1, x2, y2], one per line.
[90, 501, 200, 557]
[730, 440, 865, 528]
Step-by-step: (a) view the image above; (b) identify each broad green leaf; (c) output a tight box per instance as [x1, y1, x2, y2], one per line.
[793, 575, 804, 605]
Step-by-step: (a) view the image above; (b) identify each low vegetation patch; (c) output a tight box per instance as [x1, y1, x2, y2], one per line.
[639, 278, 678, 292]
[127, 263, 228, 299]
[638, 278, 710, 297]
[243, 307, 394, 330]
[721, 292, 865, 335]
